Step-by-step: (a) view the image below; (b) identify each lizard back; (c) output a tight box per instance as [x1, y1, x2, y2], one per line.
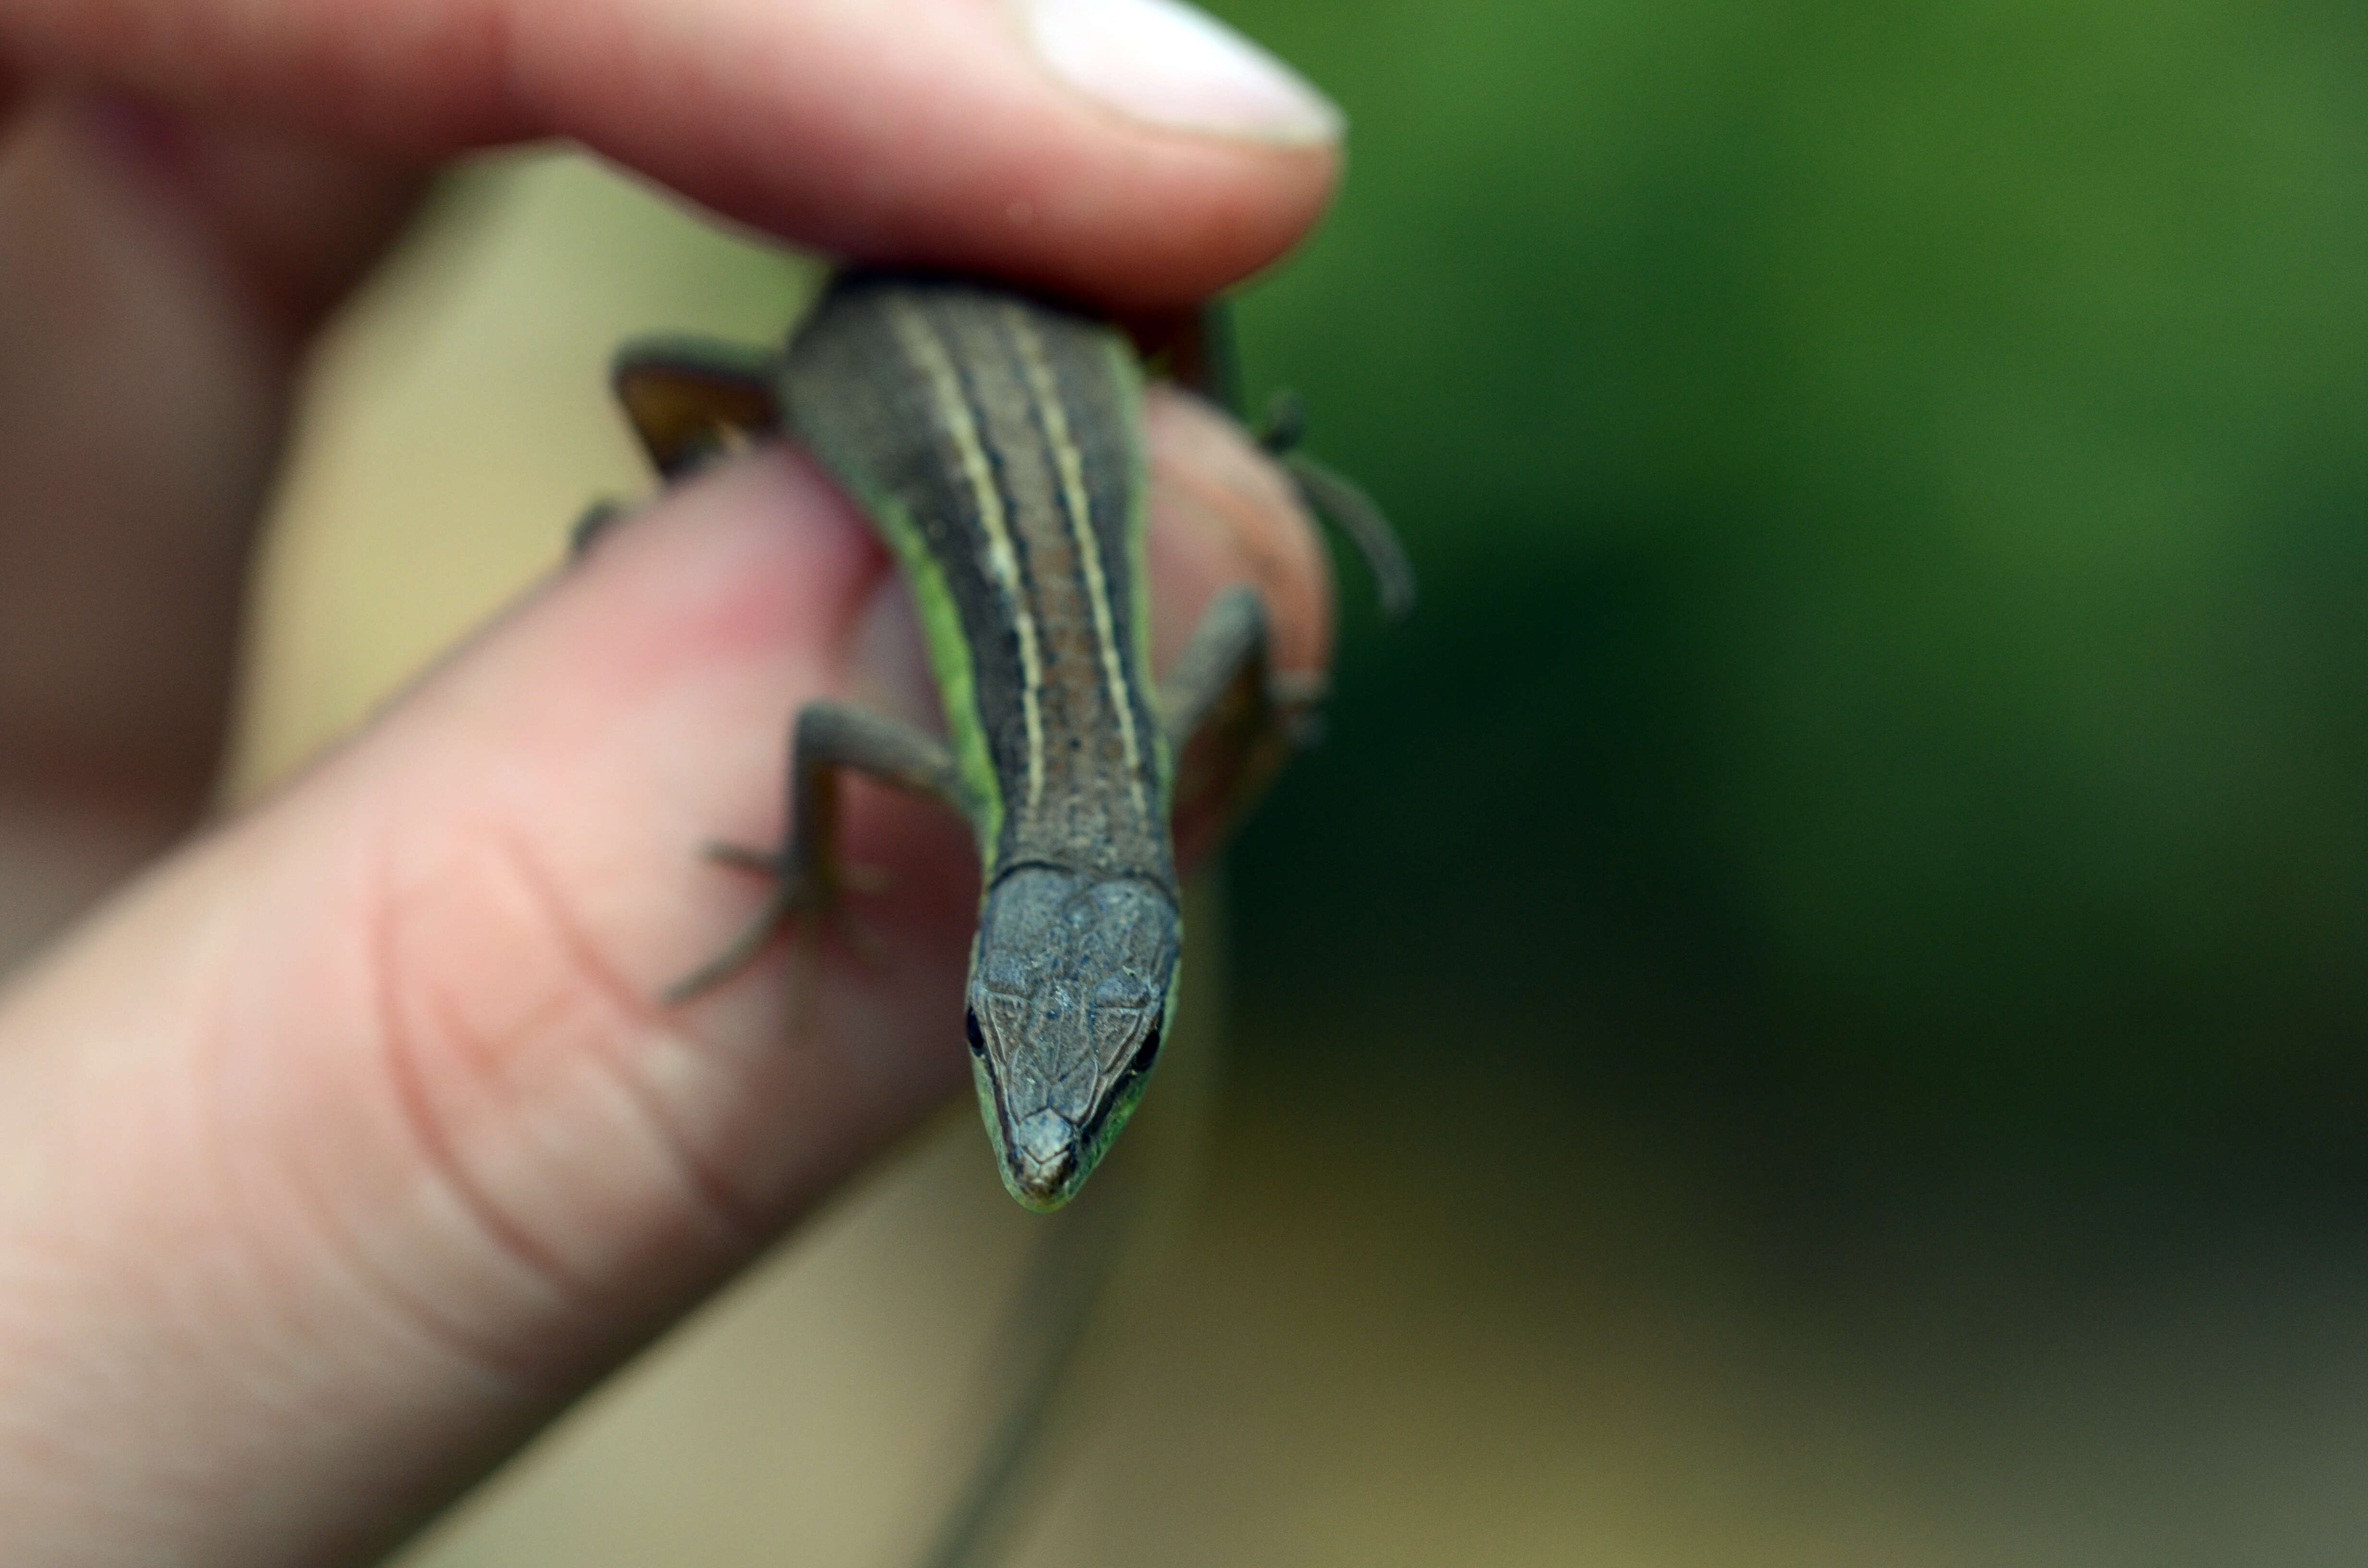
[779, 273, 1173, 892]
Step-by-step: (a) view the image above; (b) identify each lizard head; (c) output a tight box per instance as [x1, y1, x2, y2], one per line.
[963, 865, 1181, 1211]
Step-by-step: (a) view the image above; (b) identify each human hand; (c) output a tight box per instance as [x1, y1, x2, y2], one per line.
[0, 1, 1339, 1560]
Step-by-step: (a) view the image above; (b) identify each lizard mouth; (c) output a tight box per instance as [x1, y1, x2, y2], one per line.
[1011, 1109, 1080, 1204]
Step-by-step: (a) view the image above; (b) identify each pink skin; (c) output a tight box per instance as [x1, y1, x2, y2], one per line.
[0, 3, 1337, 1561]
[0, 0, 1334, 305]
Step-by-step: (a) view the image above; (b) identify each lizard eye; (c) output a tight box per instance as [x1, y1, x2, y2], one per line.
[965, 1008, 987, 1057]
[1130, 1021, 1161, 1077]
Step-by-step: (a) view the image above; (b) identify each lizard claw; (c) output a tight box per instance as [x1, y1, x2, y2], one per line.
[668, 840, 889, 1001]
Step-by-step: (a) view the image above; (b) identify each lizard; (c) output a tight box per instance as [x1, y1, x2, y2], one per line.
[601, 269, 1410, 1212]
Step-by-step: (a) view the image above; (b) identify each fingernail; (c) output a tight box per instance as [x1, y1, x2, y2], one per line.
[1020, 0, 1344, 147]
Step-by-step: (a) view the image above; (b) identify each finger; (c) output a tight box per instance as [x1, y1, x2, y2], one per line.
[0, 0, 1342, 308]
[0, 409, 1325, 1563]
[0, 98, 419, 966]
[93, 97, 430, 334]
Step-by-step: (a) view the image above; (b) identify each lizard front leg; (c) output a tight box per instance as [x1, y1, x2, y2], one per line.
[1160, 585, 1325, 837]
[668, 701, 977, 1001]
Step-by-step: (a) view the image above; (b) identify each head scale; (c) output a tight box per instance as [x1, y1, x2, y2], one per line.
[963, 866, 1181, 1210]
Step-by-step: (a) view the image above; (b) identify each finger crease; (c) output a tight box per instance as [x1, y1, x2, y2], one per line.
[364, 840, 604, 1356]
[487, 823, 767, 1254]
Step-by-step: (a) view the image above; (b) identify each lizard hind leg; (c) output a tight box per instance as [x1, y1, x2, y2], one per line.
[1246, 388, 1417, 624]
[665, 700, 974, 1003]
[1282, 450, 1417, 623]
[1151, 301, 1415, 625]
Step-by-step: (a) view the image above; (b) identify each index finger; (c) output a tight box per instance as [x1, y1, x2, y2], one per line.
[0, 0, 1344, 305]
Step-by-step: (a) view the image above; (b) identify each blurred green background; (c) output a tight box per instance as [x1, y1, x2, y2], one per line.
[250, 0, 2368, 1561]
[1211, 0, 2368, 1555]
[1228, 0, 2368, 1184]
